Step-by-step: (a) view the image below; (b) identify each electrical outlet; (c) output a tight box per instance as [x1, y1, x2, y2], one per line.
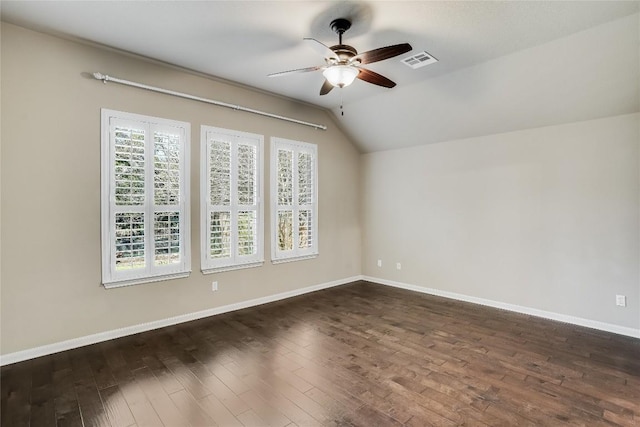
[396, 262, 402, 270]
[377, 259, 382, 267]
[616, 295, 626, 307]
[212, 281, 218, 292]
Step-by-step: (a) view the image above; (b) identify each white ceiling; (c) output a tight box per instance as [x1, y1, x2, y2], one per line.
[2, 1, 638, 152]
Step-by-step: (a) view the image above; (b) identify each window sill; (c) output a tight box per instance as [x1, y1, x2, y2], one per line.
[103, 271, 191, 289]
[271, 254, 318, 265]
[202, 261, 264, 275]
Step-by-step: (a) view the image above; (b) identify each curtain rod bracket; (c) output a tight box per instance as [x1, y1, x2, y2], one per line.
[93, 72, 108, 83]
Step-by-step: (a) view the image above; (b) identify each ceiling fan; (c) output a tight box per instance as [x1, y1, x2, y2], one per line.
[268, 18, 412, 95]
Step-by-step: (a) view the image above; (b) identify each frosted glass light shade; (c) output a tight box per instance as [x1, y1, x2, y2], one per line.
[323, 65, 359, 88]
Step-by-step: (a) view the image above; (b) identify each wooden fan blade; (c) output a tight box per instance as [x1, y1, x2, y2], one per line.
[354, 43, 412, 65]
[268, 66, 323, 77]
[304, 38, 338, 60]
[356, 68, 396, 88]
[320, 79, 334, 95]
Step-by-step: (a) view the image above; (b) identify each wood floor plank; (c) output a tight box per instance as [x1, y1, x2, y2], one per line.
[210, 362, 252, 396]
[69, 349, 113, 427]
[131, 366, 190, 427]
[140, 355, 184, 395]
[30, 381, 56, 427]
[0, 362, 32, 427]
[30, 358, 55, 427]
[198, 368, 251, 416]
[294, 365, 368, 415]
[2, 281, 639, 426]
[303, 386, 361, 426]
[168, 388, 217, 426]
[247, 371, 327, 424]
[99, 385, 137, 427]
[88, 350, 119, 391]
[53, 368, 83, 427]
[161, 356, 212, 399]
[197, 393, 242, 426]
[236, 408, 267, 427]
[117, 377, 165, 427]
[384, 377, 492, 426]
[237, 388, 292, 427]
[244, 373, 324, 427]
[98, 340, 128, 372]
[75, 382, 113, 427]
[348, 404, 404, 427]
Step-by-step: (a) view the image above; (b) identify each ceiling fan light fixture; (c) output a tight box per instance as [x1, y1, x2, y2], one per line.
[323, 65, 359, 88]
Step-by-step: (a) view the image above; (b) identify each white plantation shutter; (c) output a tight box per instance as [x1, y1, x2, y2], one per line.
[237, 143, 259, 257]
[271, 137, 318, 262]
[201, 126, 263, 273]
[101, 110, 190, 288]
[153, 129, 183, 268]
[209, 140, 232, 260]
[276, 148, 294, 252]
[297, 151, 315, 250]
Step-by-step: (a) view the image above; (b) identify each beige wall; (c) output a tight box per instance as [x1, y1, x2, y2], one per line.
[362, 113, 640, 330]
[2, 19, 639, 357]
[0, 23, 361, 355]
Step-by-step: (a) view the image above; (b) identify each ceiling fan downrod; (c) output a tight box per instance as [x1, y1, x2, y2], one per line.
[330, 18, 351, 45]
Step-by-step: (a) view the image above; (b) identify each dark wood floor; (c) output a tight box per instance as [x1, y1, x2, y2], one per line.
[2, 281, 639, 426]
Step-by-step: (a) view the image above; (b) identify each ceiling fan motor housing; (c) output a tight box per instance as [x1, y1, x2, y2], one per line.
[330, 45, 358, 63]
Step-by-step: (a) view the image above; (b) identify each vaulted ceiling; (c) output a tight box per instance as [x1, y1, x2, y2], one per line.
[2, 1, 638, 152]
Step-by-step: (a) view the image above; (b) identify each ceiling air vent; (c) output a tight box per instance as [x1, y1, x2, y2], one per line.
[401, 51, 438, 69]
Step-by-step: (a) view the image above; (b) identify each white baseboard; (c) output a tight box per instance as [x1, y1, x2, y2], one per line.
[0, 275, 362, 366]
[363, 276, 640, 339]
[3, 275, 637, 366]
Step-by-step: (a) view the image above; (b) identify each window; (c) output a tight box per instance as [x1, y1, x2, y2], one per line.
[271, 137, 318, 263]
[101, 109, 191, 288]
[201, 126, 264, 273]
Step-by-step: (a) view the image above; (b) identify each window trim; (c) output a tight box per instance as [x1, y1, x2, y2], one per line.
[200, 125, 264, 274]
[270, 137, 319, 263]
[101, 109, 191, 288]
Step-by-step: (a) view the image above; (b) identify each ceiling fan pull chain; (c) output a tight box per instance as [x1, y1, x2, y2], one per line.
[340, 90, 344, 116]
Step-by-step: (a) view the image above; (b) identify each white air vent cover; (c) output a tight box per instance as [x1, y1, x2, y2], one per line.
[401, 51, 438, 69]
